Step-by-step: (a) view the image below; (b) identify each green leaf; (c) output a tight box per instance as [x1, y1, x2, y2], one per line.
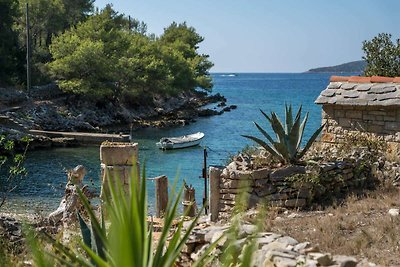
[253, 122, 275, 145]
[298, 123, 325, 159]
[242, 135, 285, 163]
[77, 212, 92, 250]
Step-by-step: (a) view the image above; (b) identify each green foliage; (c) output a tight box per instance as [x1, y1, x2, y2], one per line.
[0, 135, 30, 208]
[48, 7, 213, 102]
[0, 0, 24, 85]
[14, 0, 94, 85]
[242, 104, 325, 164]
[30, 164, 206, 267]
[362, 33, 400, 77]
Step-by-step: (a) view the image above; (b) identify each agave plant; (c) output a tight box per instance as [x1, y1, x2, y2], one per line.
[29, 163, 211, 267]
[242, 104, 325, 164]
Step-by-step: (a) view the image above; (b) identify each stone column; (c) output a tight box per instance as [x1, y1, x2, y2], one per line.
[99, 142, 139, 199]
[209, 166, 223, 222]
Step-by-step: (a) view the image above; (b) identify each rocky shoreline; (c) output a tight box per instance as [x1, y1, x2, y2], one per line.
[0, 84, 236, 150]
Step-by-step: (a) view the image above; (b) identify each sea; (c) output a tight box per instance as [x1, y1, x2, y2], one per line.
[2, 72, 356, 215]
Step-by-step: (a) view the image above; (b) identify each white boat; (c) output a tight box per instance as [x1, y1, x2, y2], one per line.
[156, 132, 205, 150]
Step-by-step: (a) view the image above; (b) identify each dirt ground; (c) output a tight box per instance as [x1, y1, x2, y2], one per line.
[263, 185, 400, 266]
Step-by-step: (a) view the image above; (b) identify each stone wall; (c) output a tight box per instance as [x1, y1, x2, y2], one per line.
[321, 104, 400, 143]
[209, 154, 373, 221]
[178, 218, 375, 267]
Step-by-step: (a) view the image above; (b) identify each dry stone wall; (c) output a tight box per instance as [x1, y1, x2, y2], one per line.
[178, 217, 376, 267]
[321, 104, 400, 143]
[210, 154, 373, 221]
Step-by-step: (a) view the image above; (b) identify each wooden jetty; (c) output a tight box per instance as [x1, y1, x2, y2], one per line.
[29, 129, 130, 144]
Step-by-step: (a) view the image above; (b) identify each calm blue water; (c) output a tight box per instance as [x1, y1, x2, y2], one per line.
[3, 73, 352, 215]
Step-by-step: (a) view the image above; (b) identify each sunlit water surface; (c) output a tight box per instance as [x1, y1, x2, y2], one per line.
[3, 73, 355, 215]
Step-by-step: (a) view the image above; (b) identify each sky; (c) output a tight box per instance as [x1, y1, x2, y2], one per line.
[95, 0, 400, 73]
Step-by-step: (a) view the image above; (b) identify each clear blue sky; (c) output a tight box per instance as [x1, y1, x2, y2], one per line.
[95, 0, 400, 73]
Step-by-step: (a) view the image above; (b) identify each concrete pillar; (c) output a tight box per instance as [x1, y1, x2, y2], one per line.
[99, 142, 139, 199]
[209, 166, 223, 222]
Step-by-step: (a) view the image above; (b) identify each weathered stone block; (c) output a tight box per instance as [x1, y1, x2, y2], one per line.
[372, 120, 385, 126]
[270, 166, 306, 181]
[362, 114, 375, 121]
[368, 110, 386, 116]
[254, 186, 276, 197]
[220, 188, 249, 194]
[266, 193, 288, 201]
[251, 168, 271, 180]
[285, 199, 306, 208]
[220, 199, 235, 205]
[335, 110, 345, 117]
[368, 125, 383, 133]
[345, 110, 362, 119]
[220, 193, 236, 200]
[225, 170, 252, 180]
[220, 178, 251, 189]
[338, 118, 352, 128]
[384, 116, 396, 122]
[385, 121, 400, 131]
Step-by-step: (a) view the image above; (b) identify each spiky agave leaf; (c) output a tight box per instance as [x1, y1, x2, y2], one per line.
[285, 104, 293, 134]
[253, 122, 275, 145]
[244, 105, 324, 164]
[77, 212, 92, 250]
[241, 135, 285, 163]
[296, 112, 309, 151]
[287, 107, 304, 160]
[298, 123, 326, 159]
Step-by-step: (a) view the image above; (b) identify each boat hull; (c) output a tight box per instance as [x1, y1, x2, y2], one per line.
[156, 139, 202, 150]
[156, 132, 204, 150]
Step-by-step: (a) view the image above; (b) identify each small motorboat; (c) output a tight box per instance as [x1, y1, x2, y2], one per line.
[156, 132, 205, 150]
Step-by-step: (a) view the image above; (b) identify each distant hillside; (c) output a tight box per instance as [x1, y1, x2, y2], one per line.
[307, 60, 366, 73]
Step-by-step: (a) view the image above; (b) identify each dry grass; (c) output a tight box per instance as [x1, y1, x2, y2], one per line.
[262, 185, 400, 266]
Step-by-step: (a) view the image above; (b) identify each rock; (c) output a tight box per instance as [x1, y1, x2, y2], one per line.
[190, 244, 208, 261]
[230, 105, 237, 110]
[270, 166, 306, 181]
[198, 108, 223, 117]
[239, 224, 258, 236]
[262, 240, 288, 251]
[333, 255, 358, 267]
[251, 167, 271, 180]
[285, 198, 306, 208]
[273, 257, 298, 267]
[293, 242, 311, 252]
[307, 252, 333, 266]
[275, 236, 299, 246]
[388, 208, 399, 217]
[255, 233, 281, 248]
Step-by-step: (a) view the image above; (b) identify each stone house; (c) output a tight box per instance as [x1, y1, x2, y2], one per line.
[315, 75, 400, 143]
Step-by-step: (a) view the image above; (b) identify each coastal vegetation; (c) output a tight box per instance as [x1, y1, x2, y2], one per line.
[0, 135, 29, 208]
[242, 105, 324, 164]
[363, 33, 400, 77]
[0, 1, 213, 104]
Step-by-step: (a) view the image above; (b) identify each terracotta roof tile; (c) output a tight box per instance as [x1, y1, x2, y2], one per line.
[348, 76, 371, 83]
[330, 76, 349, 82]
[370, 76, 394, 83]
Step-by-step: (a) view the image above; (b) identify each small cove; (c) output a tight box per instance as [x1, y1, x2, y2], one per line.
[3, 73, 354, 215]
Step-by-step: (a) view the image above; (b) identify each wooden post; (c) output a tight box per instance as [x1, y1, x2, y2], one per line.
[183, 181, 197, 217]
[154, 175, 168, 217]
[25, 3, 31, 96]
[209, 166, 223, 222]
[202, 148, 208, 214]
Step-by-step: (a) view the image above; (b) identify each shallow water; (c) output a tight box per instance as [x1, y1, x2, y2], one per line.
[3, 73, 356, 215]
